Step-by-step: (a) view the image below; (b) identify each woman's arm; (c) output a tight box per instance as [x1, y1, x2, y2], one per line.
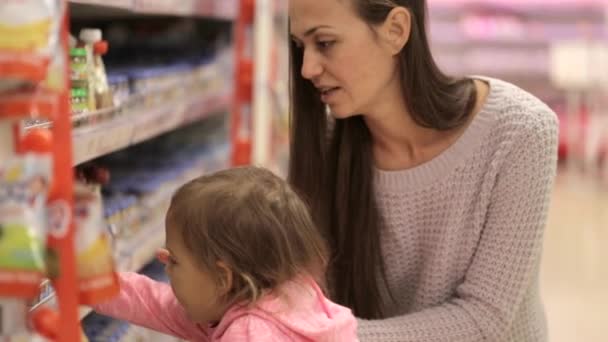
[358, 115, 558, 341]
[93, 272, 210, 341]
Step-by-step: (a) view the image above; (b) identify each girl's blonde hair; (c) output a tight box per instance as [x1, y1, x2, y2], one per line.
[167, 166, 328, 305]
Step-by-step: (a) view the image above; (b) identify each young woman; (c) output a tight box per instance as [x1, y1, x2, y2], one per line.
[288, 1, 558, 341]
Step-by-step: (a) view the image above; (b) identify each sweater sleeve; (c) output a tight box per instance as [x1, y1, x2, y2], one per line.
[357, 116, 559, 341]
[92, 272, 210, 341]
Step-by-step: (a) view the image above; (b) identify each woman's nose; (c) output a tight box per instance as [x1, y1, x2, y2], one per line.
[301, 49, 323, 80]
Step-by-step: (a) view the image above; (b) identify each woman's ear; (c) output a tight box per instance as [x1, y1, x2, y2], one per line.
[381, 7, 411, 55]
[215, 261, 233, 296]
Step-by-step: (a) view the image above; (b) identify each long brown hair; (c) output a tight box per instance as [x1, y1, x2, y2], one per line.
[288, 0, 477, 319]
[168, 166, 328, 306]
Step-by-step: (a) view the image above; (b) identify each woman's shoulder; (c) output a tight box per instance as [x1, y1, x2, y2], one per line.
[475, 76, 558, 141]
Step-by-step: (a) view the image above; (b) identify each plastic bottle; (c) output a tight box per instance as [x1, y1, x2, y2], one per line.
[79, 29, 113, 110]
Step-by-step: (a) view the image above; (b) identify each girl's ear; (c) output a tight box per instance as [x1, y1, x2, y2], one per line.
[157, 248, 170, 265]
[215, 261, 233, 296]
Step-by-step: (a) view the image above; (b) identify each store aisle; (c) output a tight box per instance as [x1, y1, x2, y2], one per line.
[541, 170, 608, 342]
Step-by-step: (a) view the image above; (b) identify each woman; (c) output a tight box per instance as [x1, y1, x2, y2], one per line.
[288, 1, 558, 341]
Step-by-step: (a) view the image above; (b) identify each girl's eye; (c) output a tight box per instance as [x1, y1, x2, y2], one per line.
[169, 256, 178, 266]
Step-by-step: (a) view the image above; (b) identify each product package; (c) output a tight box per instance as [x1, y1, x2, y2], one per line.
[0, 1, 65, 123]
[0, 132, 52, 299]
[73, 182, 119, 305]
[0, 0, 59, 92]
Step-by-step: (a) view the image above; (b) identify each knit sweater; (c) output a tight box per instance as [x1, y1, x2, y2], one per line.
[357, 77, 558, 342]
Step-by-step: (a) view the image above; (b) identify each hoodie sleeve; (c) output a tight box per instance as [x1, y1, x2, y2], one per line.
[92, 272, 210, 341]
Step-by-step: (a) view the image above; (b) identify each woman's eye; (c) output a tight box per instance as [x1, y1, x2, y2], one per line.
[291, 39, 303, 49]
[317, 41, 335, 50]
[169, 257, 178, 266]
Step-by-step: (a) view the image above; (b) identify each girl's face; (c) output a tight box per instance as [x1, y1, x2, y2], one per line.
[160, 220, 226, 324]
[290, 0, 400, 119]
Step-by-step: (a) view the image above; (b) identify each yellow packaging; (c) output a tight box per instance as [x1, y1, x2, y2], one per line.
[0, 154, 50, 299]
[0, 0, 58, 89]
[73, 183, 119, 305]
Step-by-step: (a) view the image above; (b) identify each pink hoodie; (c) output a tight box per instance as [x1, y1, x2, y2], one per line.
[93, 272, 358, 341]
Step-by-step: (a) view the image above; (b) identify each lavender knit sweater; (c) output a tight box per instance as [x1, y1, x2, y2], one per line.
[357, 77, 558, 341]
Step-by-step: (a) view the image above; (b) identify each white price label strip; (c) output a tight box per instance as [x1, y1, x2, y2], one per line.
[70, 0, 133, 9]
[213, 0, 238, 19]
[73, 120, 135, 165]
[71, 91, 229, 166]
[136, 0, 195, 15]
[130, 103, 187, 144]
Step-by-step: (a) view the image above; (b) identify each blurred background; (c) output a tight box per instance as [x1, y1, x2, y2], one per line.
[0, 0, 605, 341]
[427, 1, 607, 341]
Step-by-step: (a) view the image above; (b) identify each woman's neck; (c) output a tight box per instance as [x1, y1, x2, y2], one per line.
[363, 83, 445, 170]
[365, 79, 488, 171]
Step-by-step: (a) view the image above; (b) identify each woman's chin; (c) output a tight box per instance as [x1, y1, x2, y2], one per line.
[328, 105, 357, 120]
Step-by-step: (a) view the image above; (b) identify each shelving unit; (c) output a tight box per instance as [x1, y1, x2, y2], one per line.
[428, 0, 608, 180]
[70, 0, 238, 19]
[429, 0, 607, 89]
[1, 0, 284, 340]
[26, 88, 231, 166]
[251, 0, 289, 174]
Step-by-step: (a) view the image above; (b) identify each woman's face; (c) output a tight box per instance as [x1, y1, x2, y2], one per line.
[290, 0, 399, 119]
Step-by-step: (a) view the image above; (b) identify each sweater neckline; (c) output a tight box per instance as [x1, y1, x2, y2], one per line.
[373, 76, 501, 192]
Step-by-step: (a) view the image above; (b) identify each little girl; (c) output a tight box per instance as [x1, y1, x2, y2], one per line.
[93, 166, 358, 341]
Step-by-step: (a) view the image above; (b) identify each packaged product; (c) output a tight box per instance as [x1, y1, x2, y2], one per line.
[79, 29, 112, 110]
[0, 129, 52, 299]
[0, 0, 59, 91]
[73, 182, 119, 305]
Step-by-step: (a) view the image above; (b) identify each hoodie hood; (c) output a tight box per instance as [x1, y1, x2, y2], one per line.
[213, 276, 358, 341]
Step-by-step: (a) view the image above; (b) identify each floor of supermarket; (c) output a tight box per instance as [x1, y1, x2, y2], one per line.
[541, 168, 608, 342]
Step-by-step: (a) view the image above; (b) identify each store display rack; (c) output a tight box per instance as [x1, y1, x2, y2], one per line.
[429, 1, 607, 84]
[70, 0, 238, 19]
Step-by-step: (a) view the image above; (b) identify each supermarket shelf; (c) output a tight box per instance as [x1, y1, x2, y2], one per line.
[30, 225, 166, 320]
[70, 0, 238, 19]
[29, 145, 230, 320]
[428, 1, 606, 20]
[430, 0, 606, 6]
[115, 225, 166, 275]
[71, 90, 230, 166]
